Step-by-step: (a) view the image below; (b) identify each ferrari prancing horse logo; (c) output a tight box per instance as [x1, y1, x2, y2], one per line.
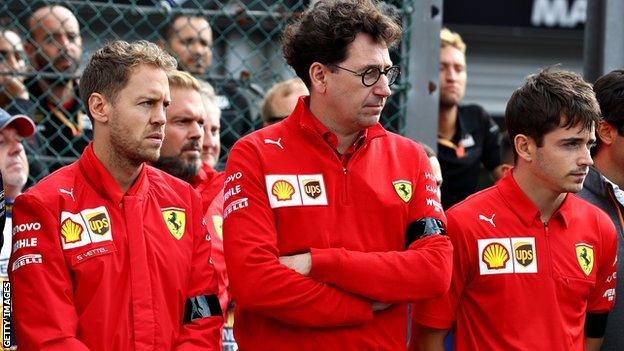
[575, 243, 594, 276]
[392, 180, 413, 203]
[162, 207, 186, 240]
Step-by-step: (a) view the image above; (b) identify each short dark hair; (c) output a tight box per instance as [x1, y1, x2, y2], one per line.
[281, 0, 402, 87]
[80, 40, 177, 121]
[161, 14, 207, 42]
[505, 67, 600, 158]
[593, 69, 624, 137]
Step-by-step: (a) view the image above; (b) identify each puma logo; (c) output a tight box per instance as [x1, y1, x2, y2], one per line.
[478, 213, 496, 227]
[264, 138, 284, 150]
[60, 188, 75, 202]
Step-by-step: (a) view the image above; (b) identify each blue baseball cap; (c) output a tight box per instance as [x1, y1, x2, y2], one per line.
[0, 107, 35, 137]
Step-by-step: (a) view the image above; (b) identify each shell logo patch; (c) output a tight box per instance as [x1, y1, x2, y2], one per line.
[61, 218, 84, 244]
[272, 180, 295, 201]
[482, 242, 509, 269]
[162, 207, 186, 240]
[392, 180, 413, 203]
[576, 243, 594, 276]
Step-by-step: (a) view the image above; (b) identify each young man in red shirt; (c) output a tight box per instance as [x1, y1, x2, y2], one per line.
[412, 68, 617, 351]
[221, 1, 452, 350]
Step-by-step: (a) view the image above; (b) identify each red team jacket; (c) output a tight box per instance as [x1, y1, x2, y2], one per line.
[9, 144, 223, 350]
[192, 161, 225, 212]
[412, 173, 617, 350]
[222, 97, 453, 350]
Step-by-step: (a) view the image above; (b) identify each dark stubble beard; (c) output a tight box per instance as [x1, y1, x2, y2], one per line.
[153, 156, 200, 183]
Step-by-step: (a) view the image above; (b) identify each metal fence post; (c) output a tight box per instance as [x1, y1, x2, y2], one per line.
[403, 0, 442, 149]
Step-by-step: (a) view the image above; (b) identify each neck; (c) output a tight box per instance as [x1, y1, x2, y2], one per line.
[4, 184, 21, 200]
[438, 104, 458, 140]
[594, 150, 624, 188]
[512, 166, 566, 223]
[93, 138, 142, 193]
[309, 96, 359, 154]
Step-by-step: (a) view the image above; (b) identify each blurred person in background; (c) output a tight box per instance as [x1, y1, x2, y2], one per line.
[0, 107, 34, 350]
[260, 77, 308, 127]
[0, 27, 29, 110]
[436, 27, 502, 209]
[25, 5, 92, 172]
[578, 69, 624, 351]
[160, 14, 260, 160]
[200, 81, 222, 169]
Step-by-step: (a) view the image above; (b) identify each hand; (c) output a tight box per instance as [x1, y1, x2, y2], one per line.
[372, 302, 391, 311]
[279, 253, 312, 276]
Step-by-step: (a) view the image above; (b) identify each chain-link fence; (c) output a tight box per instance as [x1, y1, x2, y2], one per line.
[2, 0, 414, 186]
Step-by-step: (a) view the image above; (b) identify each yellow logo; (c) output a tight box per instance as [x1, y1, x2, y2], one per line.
[211, 215, 223, 240]
[392, 180, 413, 203]
[482, 243, 509, 269]
[61, 218, 83, 244]
[271, 180, 295, 201]
[85, 211, 110, 235]
[162, 207, 186, 240]
[576, 243, 594, 276]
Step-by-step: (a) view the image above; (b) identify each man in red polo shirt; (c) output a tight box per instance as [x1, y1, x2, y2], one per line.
[411, 68, 617, 351]
[221, 1, 453, 350]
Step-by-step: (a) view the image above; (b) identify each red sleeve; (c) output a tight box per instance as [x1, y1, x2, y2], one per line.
[412, 211, 471, 329]
[222, 141, 373, 328]
[8, 194, 90, 350]
[587, 216, 617, 313]
[307, 145, 453, 302]
[174, 188, 223, 350]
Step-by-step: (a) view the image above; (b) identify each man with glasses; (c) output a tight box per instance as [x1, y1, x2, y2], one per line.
[437, 27, 503, 209]
[221, 1, 452, 349]
[577, 69, 624, 351]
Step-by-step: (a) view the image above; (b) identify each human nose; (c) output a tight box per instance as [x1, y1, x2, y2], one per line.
[579, 145, 593, 167]
[373, 74, 392, 97]
[152, 105, 167, 126]
[8, 138, 24, 157]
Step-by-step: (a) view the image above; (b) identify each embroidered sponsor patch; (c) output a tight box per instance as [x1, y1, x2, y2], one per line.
[12, 222, 41, 235]
[11, 254, 42, 271]
[478, 237, 538, 275]
[265, 174, 328, 208]
[392, 180, 413, 203]
[60, 206, 113, 250]
[298, 175, 328, 206]
[576, 243, 594, 276]
[223, 198, 249, 219]
[162, 207, 186, 240]
[511, 237, 537, 273]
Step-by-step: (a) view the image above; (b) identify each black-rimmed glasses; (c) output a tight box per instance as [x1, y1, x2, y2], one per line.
[330, 65, 400, 87]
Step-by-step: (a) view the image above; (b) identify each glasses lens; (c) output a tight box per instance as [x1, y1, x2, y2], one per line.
[363, 67, 381, 86]
[387, 67, 400, 86]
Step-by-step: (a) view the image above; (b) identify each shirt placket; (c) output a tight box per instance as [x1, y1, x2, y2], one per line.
[122, 196, 155, 350]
